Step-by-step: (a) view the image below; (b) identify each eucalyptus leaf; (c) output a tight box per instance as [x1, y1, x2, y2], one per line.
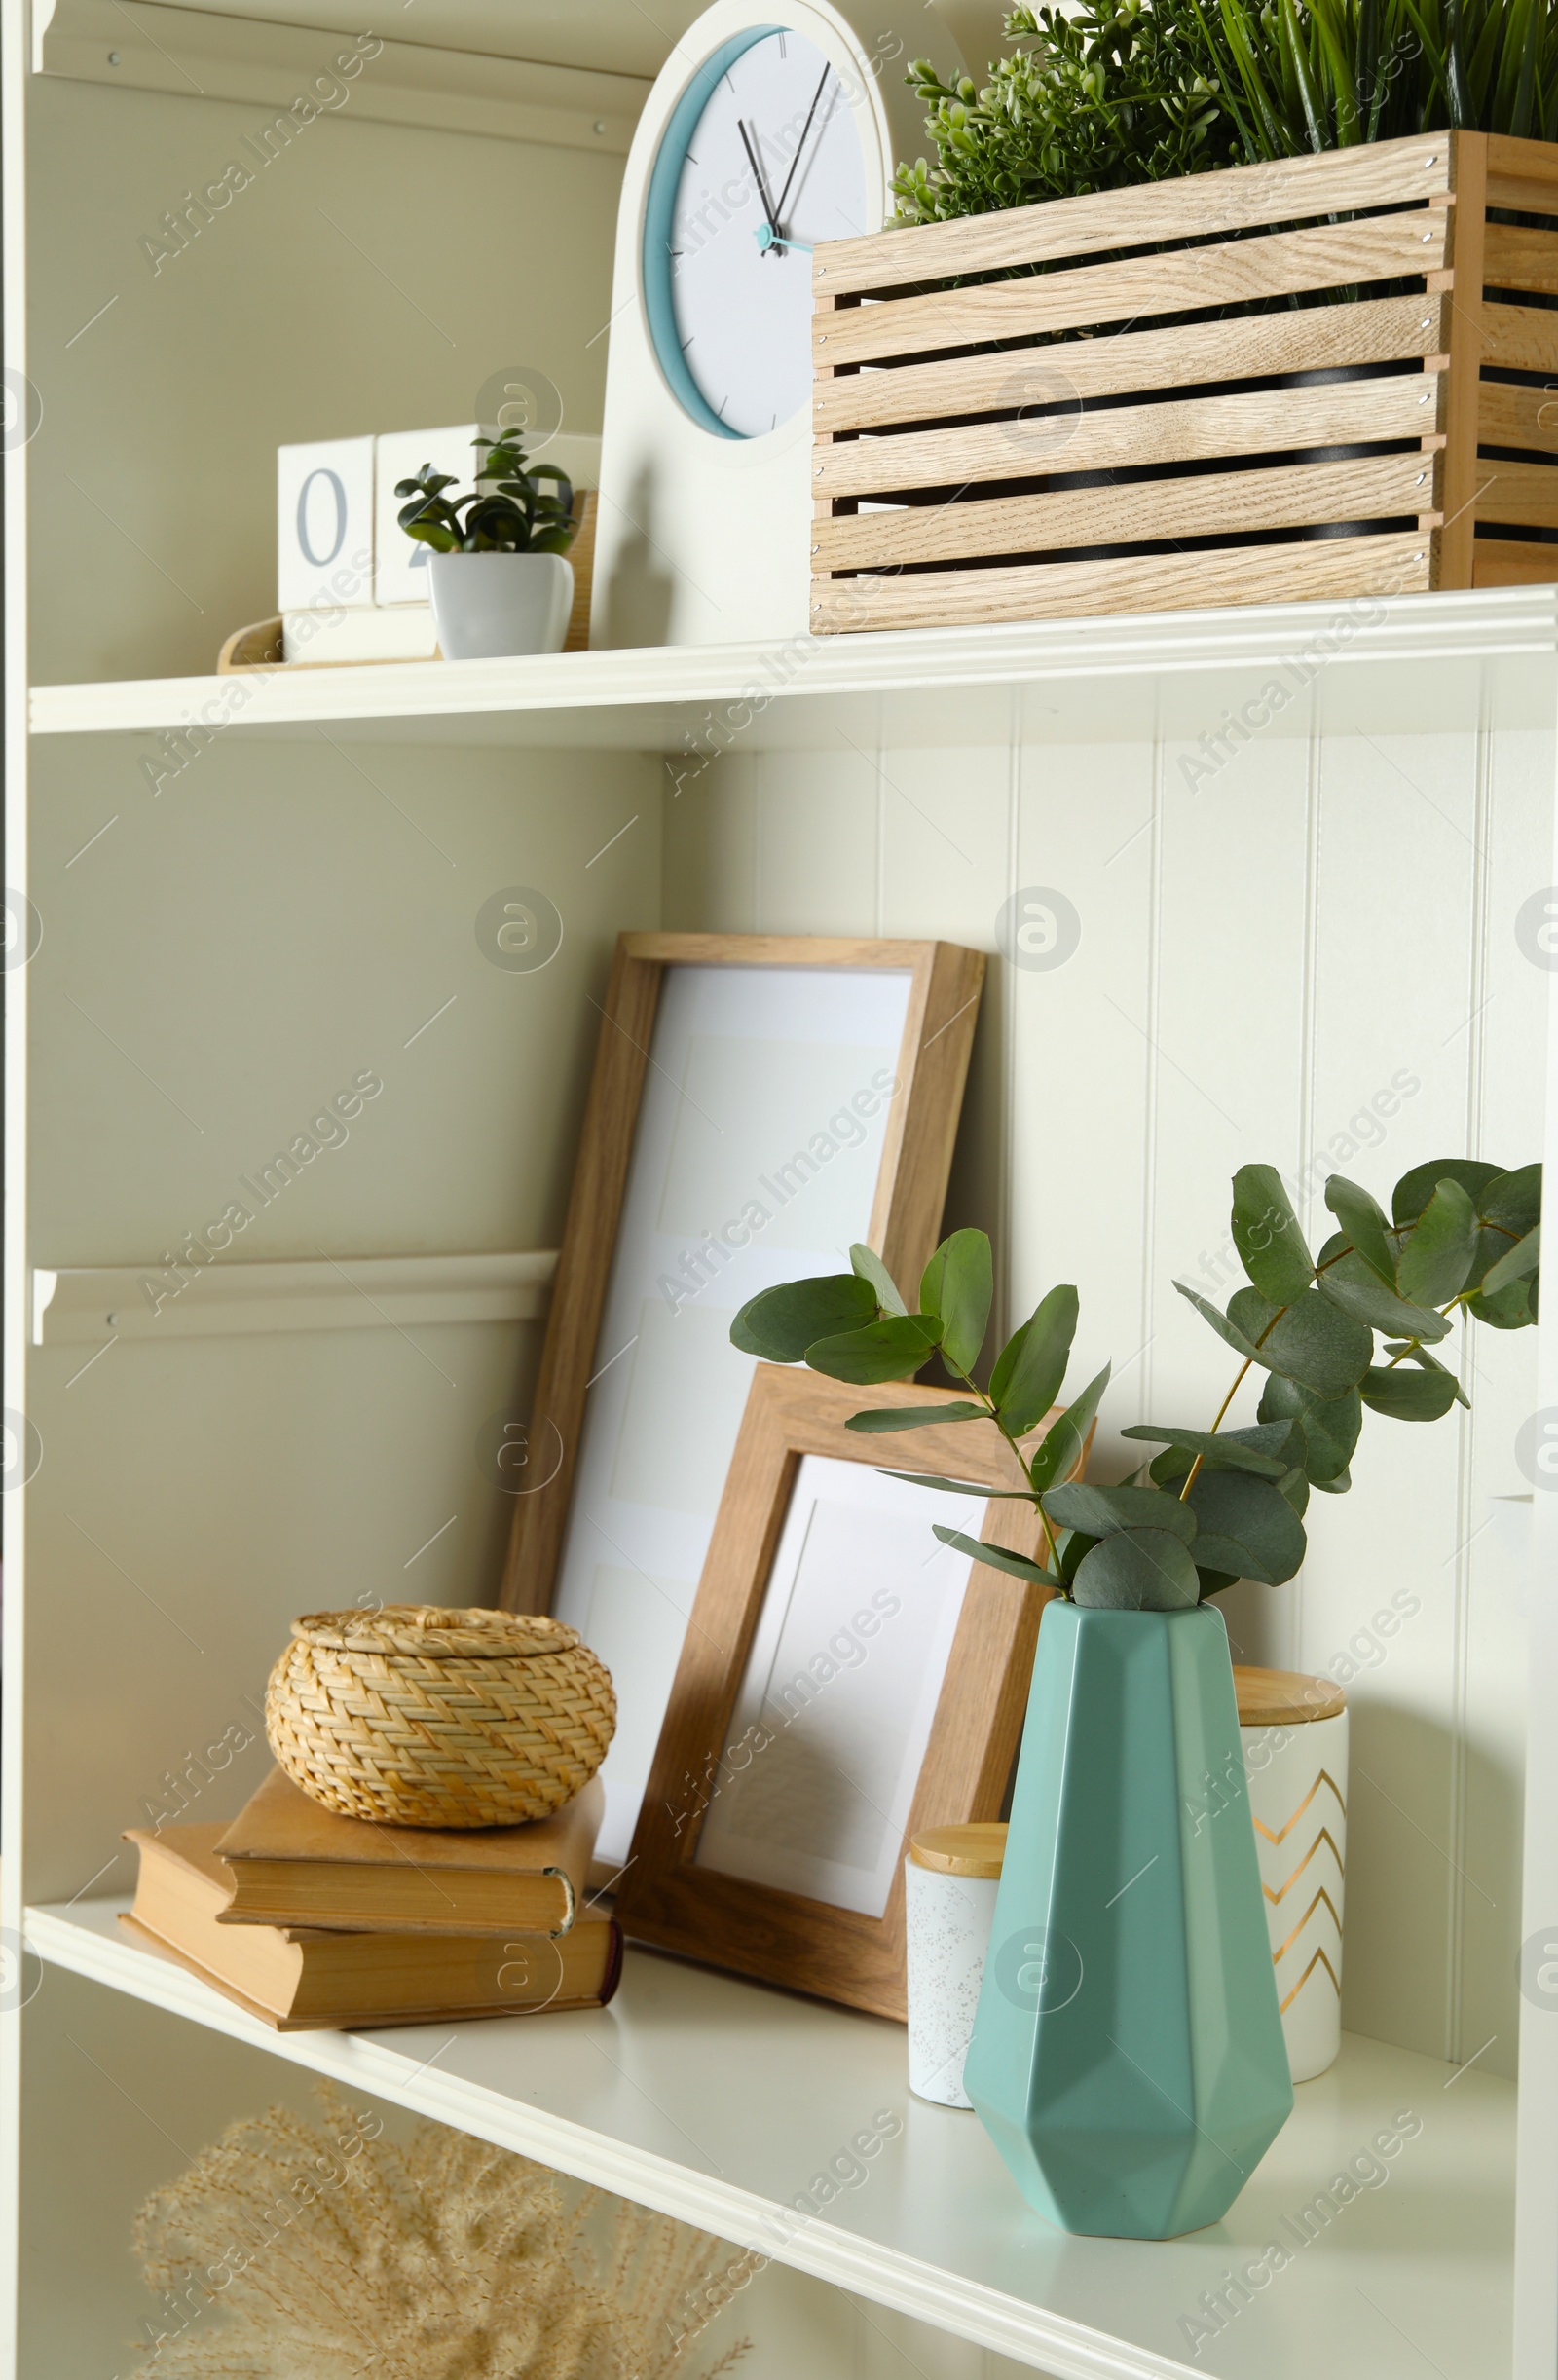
[730, 1273, 877, 1361]
[845, 1401, 988, 1432]
[994, 1283, 1080, 1435]
[1072, 1527, 1201, 1611]
[805, 1314, 942, 1385]
[1183, 1468, 1308, 1584]
[1381, 1340, 1469, 1408]
[1480, 1222, 1539, 1296]
[1173, 1280, 1262, 1362]
[1227, 1286, 1375, 1397]
[1317, 1248, 1452, 1341]
[1479, 1162, 1541, 1238]
[1231, 1163, 1315, 1303]
[1042, 1479, 1198, 1543]
[1359, 1363, 1463, 1421]
[1392, 1158, 1504, 1225]
[1466, 1277, 1537, 1329]
[1395, 1177, 1479, 1306]
[1126, 1422, 1291, 1480]
[850, 1243, 907, 1318]
[1256, 1373, 1362, 1484]
[924, 1229, 994, 1375]
[885, 1472, 1036, 1496]
[930, 1525, 1060, 1589]
[1057, 1526, 1097, 1584]
[1027, 1359, 1111, 1493]
[1324, 1174, 1397, 1286]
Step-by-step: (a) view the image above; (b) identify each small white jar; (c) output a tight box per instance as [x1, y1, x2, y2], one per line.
[1236, 1666, 1349, 2084]
[904, 1822, 1006, 2108]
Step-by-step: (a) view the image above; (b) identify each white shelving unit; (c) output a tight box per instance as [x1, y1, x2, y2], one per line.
[30, 1900, 1518, 2380]
[6, 2, 1557, 2375]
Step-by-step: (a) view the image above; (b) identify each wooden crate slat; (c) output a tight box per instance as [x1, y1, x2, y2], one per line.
[814, 372, 1446, 502]
[1471, 536, 1558, 585]
[1440, 134, 1488, 584]
[1484, 220, 1558, 292]
[1480, 301, 1558, 371]
[1486, 132, 1558, 215]
[810, 134, 1558, 628]
[815, 295, 1450, 437]
[810, 534, 1435, 632]
[814, 216, 1453, 372]
[1473, 456, 1558, 525]
[814, 453, 1439, 572]
[1478, 379, 1558, 454]
[812, 136, 1452, 299]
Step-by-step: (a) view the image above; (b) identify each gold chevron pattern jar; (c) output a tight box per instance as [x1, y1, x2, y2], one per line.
[1236, 1665, 1348, 2084]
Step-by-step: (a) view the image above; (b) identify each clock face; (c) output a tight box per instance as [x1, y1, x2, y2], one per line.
[645, 26, 871, 439]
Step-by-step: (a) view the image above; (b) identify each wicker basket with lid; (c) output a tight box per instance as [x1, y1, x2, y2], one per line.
[265, 1605, 616, 1829]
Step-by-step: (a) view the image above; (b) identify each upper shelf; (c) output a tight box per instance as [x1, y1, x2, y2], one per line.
[28, 587, 1558, 755]
[30, 1895, 1514, 2380]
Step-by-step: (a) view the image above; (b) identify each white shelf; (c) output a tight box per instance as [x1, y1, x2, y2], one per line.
[28, 1897, 1515, 2380]
[28, 587, 1558, 754]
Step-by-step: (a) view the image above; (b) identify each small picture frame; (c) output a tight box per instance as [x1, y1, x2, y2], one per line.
[616, 1365, 1077, 2020]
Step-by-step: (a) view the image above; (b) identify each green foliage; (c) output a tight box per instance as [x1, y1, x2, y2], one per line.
[395, 429, 577, 557]
[889, 0, 1558, 226]
[727, 1157, 1538, 1611]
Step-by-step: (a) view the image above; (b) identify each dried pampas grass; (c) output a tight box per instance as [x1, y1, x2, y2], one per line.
[132, 2081, 752, 2380]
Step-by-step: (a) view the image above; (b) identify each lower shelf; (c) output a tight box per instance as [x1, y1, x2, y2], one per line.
[27, 1897, 1513, 2380]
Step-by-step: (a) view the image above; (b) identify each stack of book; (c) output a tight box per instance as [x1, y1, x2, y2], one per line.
[122, 1767, 619, 2030]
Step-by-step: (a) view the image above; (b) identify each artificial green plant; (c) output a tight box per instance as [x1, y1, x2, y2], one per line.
[890, 0, 1558, 225]
[729, 1159, 1539, 1611]
[395, 429, 576, 557]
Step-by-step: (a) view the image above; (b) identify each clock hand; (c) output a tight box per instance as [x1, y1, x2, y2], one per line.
[737, 118, 781, 254]
[772, 64, 832, 234]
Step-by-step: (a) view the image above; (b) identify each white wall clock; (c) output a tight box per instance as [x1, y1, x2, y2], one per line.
[591, 0, 1000, 648]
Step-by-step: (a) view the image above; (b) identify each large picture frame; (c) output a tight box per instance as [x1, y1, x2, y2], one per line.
[498, 933, 985, 1869]
[616, 1367, 1074, 2021]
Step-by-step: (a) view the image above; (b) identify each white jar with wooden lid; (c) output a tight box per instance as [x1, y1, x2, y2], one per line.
[905, 1822, 1006, 2108]
[1236, 1665, 1348, 2084]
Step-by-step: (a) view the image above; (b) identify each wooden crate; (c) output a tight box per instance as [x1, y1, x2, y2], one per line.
[810, 131, 1558, 632]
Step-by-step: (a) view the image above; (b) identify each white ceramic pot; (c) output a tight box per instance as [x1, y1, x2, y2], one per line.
[904, 1822, 1005, 2108]
[1237, 1665, 1349, 2084]
[427, 550, 574, 660]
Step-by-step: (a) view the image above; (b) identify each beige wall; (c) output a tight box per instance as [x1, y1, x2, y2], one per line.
[26, 73, 622, 683]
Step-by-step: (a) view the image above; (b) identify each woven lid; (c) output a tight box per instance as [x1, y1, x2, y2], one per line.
[909, 1821, 1008, 1878]
[1234, 1663, 1346, 1725]
[289, 1606, 584, 1659]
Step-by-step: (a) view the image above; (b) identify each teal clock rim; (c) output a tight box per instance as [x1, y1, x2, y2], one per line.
[642, 23, 785, 441]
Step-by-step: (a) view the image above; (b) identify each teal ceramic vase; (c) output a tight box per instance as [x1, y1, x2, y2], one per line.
[964, 1601, 1293, 2239]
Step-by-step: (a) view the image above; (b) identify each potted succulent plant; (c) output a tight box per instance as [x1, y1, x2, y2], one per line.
[730, 1155, 1539, 2238]
[396, 430, 577, 661]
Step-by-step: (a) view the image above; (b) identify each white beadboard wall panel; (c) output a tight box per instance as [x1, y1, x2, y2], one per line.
[1456, 724, 1550, 2080]
[663, 749, 760, 933]
[1012, 739, 1159, 1425]
[752, 746, 883, 937]
[682, 691, 1549, 2084]
[876, 741, 1013, 1315]
[1303, 730, 1482, 2063]
[1150, 717, 1317, 1678]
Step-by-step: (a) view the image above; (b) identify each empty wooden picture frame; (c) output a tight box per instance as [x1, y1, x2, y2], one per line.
[499, 932, 985, 1871]
[615, 1367, 1063, 2022]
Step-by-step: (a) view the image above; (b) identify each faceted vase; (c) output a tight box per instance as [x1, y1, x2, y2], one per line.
[964, 1602, 1293, 2239]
